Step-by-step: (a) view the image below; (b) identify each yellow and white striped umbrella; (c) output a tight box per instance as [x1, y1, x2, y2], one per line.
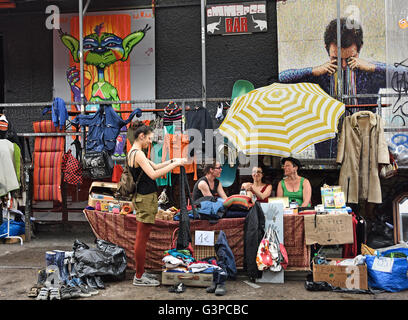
[218, 82, 345, 157]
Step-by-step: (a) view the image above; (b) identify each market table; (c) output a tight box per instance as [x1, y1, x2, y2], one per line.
[83, 209, 311, 271]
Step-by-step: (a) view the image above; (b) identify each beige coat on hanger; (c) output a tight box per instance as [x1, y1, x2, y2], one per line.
[336, 111, 390, 204]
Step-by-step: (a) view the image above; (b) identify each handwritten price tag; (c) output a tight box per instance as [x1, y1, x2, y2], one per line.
[372, 257, 394, 273]
[195, 231, 215, 246]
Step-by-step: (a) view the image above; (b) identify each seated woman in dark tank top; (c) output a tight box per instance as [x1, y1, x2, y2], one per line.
[192, 161, 228, 202]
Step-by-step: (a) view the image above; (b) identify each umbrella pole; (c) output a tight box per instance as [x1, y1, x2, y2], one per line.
[336, 0, 343, 103]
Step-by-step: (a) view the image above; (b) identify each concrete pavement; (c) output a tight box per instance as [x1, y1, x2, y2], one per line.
[1, 221, 408, 302]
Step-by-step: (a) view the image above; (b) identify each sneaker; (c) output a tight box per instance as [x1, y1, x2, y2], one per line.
[85, 276, 99, 290]
[132, 273, 160, 287]
[94, 276, 105, 289]
[60, 286, 71, 300]
[68, 286, 81, 299]
[86, 284, 99, 296]
[76, 283, 92, 298]
[144, 272, 159, 280]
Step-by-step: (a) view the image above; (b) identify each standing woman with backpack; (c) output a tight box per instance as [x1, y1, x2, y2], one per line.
[128, 121, 187, 286]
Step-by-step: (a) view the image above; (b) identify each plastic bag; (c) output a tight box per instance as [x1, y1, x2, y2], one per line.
[73, 239, 127, 278]
[366, 248, 408, 292]
[256, 226, 273, 271]
[389, 134, 408, 166]
[0, 219, 25, 238]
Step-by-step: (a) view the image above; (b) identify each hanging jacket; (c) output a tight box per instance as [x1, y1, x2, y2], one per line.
[0, 140, 20, 196]
[176, 166, 193, 251]
[71, 105, 142, 154]
[185, 106, 214, 139]
[162, 133, 198, 180]
[336, 111, 389, 203]
[244, 201, 265, 281]
[215, 230, 237, 280]
[42, 97, 69, 130]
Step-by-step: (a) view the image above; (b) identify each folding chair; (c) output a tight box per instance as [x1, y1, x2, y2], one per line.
[32, 120, 65, 203]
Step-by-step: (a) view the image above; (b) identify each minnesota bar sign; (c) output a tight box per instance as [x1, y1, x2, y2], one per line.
[206, 1, 267, 35]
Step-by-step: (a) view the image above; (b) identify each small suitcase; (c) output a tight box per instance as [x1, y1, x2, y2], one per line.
[161, 271, 213, 287]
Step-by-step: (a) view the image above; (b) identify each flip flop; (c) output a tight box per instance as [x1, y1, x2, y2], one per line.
[27, 285, 40, 298]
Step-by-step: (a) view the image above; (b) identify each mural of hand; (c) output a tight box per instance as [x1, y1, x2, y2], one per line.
[66, 67, 81, 107]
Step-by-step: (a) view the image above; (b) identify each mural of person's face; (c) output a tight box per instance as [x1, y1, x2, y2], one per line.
[328, 43, 359, 69]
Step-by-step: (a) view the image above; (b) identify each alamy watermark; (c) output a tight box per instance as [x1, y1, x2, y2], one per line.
[45, 5, 60, 30]
[163, 128, 259, 176]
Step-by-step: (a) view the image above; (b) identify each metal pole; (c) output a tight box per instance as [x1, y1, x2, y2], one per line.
[79, 0, 86, 161]
[336, 0, 343, 103]
[201, 0, 207, 108]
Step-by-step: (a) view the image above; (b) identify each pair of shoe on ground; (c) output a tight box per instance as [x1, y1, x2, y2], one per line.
[60, 282, 99, 299]
[206, 283, 227, 296]
[29, 269, 102, 299]
[35, 287, 60, 300]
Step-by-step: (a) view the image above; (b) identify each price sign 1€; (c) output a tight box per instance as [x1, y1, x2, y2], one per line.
[195, 230, 215, 246]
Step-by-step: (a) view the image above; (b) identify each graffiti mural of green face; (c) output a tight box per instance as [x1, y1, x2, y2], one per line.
[60, 23, 150, 66]
[83, 32, 125, 68]
[59, 23, 151, 110]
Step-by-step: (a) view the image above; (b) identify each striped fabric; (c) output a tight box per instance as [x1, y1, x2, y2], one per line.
[83, 209, 311, 270]
[218, 82, 345, 157]
[223, 195, 254, 210]
[32, 120, 65, 202]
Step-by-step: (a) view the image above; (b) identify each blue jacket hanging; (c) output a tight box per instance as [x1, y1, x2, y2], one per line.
[71, 105, 142, 154]
[42, 97, 69, 130]
[215, 230, 237, 280]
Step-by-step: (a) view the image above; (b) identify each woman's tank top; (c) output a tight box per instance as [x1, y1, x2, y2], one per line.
[280, 177, 305, 206]
[256, 184, 271, 203]
[128, 149, 158, 195]
[192, 176, 219, 201]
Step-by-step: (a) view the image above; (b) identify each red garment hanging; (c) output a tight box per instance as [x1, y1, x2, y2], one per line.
[111, 164, 124, 183]
[162, 133, 197, 180]
[342, 212, 358, 258]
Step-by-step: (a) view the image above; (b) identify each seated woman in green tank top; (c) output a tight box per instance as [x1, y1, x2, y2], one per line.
[276, 157, 312, 207]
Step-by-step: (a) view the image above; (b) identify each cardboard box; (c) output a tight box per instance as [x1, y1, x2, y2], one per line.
[88, 181, 134, 212]
[313, 258, 368, 290]
[3, 234, 25, 244]
[304, 213, 354, 245]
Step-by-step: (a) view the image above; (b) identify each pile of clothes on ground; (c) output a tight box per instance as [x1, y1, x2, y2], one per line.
[28, 239, 126, 300]
[162, 230, 237, 296]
